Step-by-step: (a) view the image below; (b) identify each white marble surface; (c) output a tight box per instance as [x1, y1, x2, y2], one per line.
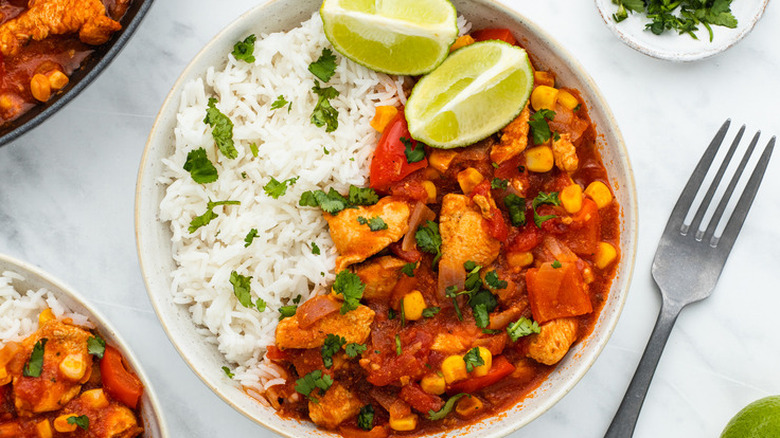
[1, 1, 778, 437]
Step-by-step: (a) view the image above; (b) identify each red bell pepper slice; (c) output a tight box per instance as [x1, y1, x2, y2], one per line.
[100, 345, 144, 409]
[471, 28, 517, 45]
[447, 356, 516, 394]
[369, 111, 428, 191]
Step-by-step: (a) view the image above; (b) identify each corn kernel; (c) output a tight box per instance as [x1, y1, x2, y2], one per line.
[36, 419, 53, 438]
[423, 167, 440, 180]
[507, 252, 533, 268]
[0, 95, 14, 111]
[534, 71, 555, 87]
[0, 367, 10, 386]
[421, 181, 437, 204]
[429, 149, 458, 173]
[584, 181, 613, 209]
[389, 414, 418, 431]
[30, 74, 52, 102]
[450, 35, 475, 51]
[53, 415, 78, 433]
[402, 290, 426, 321]
[59, 354, 86, 381]
[369, 105, 398, 133]
[80, 388, 109, 409]
[46, 71, 69, 91]
[38, 308, 55, 325]
[557, 90, 579, 110]
[471, 347, 492, 377]
[441, 355, 468, 384]
[525, 146, 554, 173]
[560, 184, 583, 214]
[420, 374, 446, 395]
[455, 395, 484, 417]
[530, 85, 559, 112]
[595, 242, 617, 269]
[457, 167, 484, 194]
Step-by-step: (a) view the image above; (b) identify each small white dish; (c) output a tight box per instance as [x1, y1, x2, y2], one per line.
[594, 0, 770, 61]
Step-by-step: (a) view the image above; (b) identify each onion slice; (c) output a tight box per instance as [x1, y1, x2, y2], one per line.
[401, 202, 436, 252]
[297, 295, 341, 329]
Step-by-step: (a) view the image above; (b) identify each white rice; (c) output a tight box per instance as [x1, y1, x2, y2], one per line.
[158, 14, 405, 393]
[0, 271, 91, 347]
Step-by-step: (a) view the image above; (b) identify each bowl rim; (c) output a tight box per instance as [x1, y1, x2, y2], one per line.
[593, 0, 770, 62]
[0, 0, 156, 147]
[135, 0, 638, 436]
[0, 252, 169, 437]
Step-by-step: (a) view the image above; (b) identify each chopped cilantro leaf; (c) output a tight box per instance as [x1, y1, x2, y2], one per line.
[428, 394, 468, 420]
[388, 309, 396, 320]
[491, 178, 508, 190]
[463, 347, 485, 372]
[295, 370, 333, 401]
[333, 270, 365, 314]
[87, 336, 105, 359]
[321, 334, 346, 369]
[183, 148, 218, 184]
[346, 343, 367, 358]
[485, 270, 507, 289]
[293, 295, 302, 305]
[299, 188, 348, 214]
[188, 199, 240, 233]
[532, 191, 561, 228]
[534, 211, 557, 227]
[504, 194, 526, 227]
[415, 220, 442, 264]
[400, 298, 406, 327]
[256, 298, 267, 312]
[492, 162, 500, 169]
[528, 109, 555, 145]
[323, 147, 330, 155]
[573, 103, 582, 112]
[507, 317, 540, 342]
[278, 305, 297, 320]
[263, 176, 299, 199]
[67, 415, 89, 431]
[23, 338, 47, 377]
[232, 34, 256, 63]
[204, 98, 237, 159]
[348, 186, 379, 206]
[357, 216, 388, 231]
[229, 271, 253, 308]
[222, 366, 235, 378]
[552, 260, 562, 268]
[422, 307, 440, 318]
[311, 242, 321, 255]
[469, 289, 498, 313]
[270, 95, 291, 112]
[311, 80, 339, 132]
[358, 405, 375, 430]
[395, 334, 401, 356]
[401, 137, 425, 163]
[401, 262, 416, 277]
[249, 142, 259, 157]
[308, 48, 338, 83]
[244, 228, 258, 247]
[472, 304, 489, 328]
[482, 328, 502, 335]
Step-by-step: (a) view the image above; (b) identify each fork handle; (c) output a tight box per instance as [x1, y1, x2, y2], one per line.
[604, 298, 684, 438]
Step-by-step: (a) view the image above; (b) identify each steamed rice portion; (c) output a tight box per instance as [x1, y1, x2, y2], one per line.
[158, 14, 405, 394]
[0, 271, 90, 346]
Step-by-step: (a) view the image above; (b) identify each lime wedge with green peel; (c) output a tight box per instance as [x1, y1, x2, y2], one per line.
[320, 0, 458, 75]
[405, 41, 534, 149]
[721, 396, 780, 438]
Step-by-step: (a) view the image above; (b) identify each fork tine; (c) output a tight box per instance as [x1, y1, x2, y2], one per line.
[711, 137, 775, 252]
[666, 119, 731, 235]
[689, 124, 745, 239]
[700, 131, 760, 243]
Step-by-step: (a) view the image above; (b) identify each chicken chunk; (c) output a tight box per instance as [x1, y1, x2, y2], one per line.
[352, 256, 407, 301]
[552, 132, 579, 173]
[439, 194, 501, 270]
[0, 0, 122, 57]
[526, 317, 579, 365]
[308, 382, 362, 429]
[10, 319, 93, 415]
[325, 197, 410, 272]
[490, 104, 530, 165]
[275, 304, 375, 349]
[66, 394, 143, 438]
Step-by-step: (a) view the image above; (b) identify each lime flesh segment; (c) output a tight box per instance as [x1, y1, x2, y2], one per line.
[406, 41, 534, 149]
[321, 0, 458, 75]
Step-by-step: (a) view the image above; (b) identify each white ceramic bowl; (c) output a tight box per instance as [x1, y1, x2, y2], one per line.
[0, 253, 167, 437]
[135, 0, 638, 436]
[594, 0, 770, 61]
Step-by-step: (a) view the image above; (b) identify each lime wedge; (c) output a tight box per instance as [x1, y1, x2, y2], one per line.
[405, 41, 534, 149]
[320, 0, 458, 75]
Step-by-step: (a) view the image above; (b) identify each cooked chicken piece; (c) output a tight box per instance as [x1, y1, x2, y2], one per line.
[552, 132, 579, 173]
[308, 382, 362, 429]
[275, 304, 375, 349]
[430, 333, 470, 354]
[0, 0, 122, 57]
[325, 197, 410, 272]
[98, 404, 143, 438]
[10, 319, 93, 415]
[526, 317, 578, 365]
[490, 104, 530, 165]
[439, 194, 501, 270]
[352, 256, 407, 301]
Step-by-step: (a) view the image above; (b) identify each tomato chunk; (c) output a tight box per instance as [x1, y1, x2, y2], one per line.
[100, 345, 144, 409]
[526, 262, 593, 324]
[471, 28, 517, 45]
[470, 180, 509, 242]
[369, 111, 428, 191]
[560, 198, 600, 256]
[399, 383, 443, 413]
[447, 356, 515, 394]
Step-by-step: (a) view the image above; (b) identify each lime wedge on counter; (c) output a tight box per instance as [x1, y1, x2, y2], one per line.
[405, 40, 534, 149]
[721, 396, 780, 438]
[320, 0, 458, 75]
